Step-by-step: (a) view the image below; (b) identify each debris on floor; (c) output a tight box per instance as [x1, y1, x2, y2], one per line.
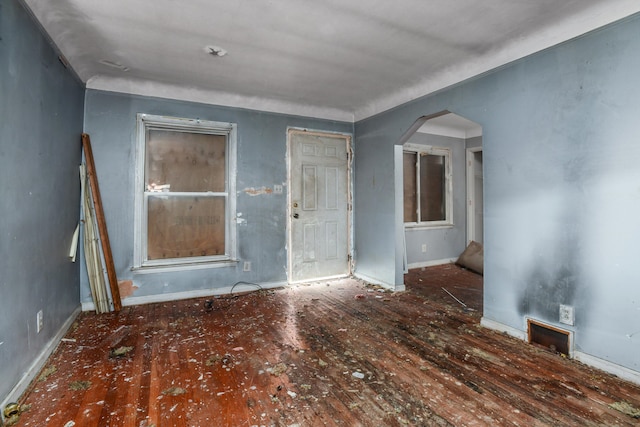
[3, 402, 29, 426]
[609, 401, 640, 418]
[69, 380, 92, 391]
[162, 386, 187, 396]
[456, 240, 484, 275]
[37, 365, 57, 382]
[11, 267, 640, 426]
[109, 345, 134, 358]
[3, 402, 20, 419]
[441, 287, 475, 312]
[270, 362, 288, 376]
[206, 354, 222, 366]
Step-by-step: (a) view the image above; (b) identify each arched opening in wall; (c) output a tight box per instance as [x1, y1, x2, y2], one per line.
[398, 111, 484, 314]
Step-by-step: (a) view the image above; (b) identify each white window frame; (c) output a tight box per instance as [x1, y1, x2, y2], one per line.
[133, 113, 237, 271]
[403, 143, 453, 229]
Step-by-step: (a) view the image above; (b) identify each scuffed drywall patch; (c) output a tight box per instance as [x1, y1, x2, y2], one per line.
[118, 280, 138, 299]
[243, 187, 273, 196]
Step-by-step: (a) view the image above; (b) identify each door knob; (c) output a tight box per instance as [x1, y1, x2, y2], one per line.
[293, 213, 299, 219]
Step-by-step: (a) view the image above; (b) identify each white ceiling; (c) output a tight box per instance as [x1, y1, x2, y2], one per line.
[418, 113, 482, 139]
[23, 0, 640, 122]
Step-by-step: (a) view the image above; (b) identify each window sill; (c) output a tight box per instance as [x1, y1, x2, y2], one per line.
[131, 260, 238, 275]
[405, 223, 454, 231]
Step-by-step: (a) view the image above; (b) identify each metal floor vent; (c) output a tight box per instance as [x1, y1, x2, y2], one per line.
[527, 319, 570, 356]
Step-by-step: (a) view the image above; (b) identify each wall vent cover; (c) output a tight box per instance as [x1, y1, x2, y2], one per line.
[527, 319, 570, 356]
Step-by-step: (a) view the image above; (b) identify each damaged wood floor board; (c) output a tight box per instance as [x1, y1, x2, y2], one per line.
[292, 291, 529, 426]
[13, 264, 640, 426]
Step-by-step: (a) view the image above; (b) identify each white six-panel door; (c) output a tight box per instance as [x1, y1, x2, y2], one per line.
[288, 129, 350, 283]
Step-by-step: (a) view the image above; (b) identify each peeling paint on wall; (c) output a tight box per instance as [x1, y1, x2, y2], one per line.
[236, 212, 247, 225]
[243, 186, 273, 196]
[118, 280, 138, 299]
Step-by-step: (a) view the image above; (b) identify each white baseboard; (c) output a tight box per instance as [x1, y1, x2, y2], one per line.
[480, 317, 527, 341]
[1, 306, 81, 413]
[481, 317, 640, 385]
[407, 258, 457, 270]
[81, 281, 288, 312]
[574, 351, 640, 386]
[353, 272, 405, 292]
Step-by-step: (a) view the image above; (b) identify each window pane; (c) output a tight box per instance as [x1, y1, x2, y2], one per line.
[147, 196, 226, 260]
[403, 152, 417, 222]
[146, 130, 226, 192]
[420, 154, 445, 221]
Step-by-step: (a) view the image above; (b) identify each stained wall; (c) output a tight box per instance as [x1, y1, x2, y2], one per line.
[0, 0, 85, 401]
[355, 13, 640, 372]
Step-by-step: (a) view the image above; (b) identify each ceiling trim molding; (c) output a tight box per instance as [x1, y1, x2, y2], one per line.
[353, 1, 640, 121]
[86, 75, 355, 123]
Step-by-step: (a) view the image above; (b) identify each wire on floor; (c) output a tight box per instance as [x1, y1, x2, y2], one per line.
[204, 281, 266, 312]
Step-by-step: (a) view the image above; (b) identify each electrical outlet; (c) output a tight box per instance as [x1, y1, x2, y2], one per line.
[274, 184, 283, 194]
[36, 310, 43, 333]
[243, 261, 251, 272]
[421, 244, 427, 253]
[559, 304, 574, 326]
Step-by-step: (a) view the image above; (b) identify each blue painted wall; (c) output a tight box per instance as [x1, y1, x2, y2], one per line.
[82, 90, 352, 303]
[0, 0, 85, 400]
[355, 14, 640, 372]
[353, 118, 402, 286]
[3, 0, 640, 395]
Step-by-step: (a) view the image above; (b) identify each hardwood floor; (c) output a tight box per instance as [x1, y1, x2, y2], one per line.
[11, 264, 640, 426]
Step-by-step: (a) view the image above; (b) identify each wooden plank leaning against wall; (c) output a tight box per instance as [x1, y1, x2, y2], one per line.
[81, 133, 122, 312]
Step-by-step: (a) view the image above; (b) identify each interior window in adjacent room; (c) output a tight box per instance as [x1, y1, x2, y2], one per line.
[403, 144, 452, 228]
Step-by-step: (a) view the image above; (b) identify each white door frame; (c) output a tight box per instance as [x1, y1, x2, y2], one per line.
[286, 128, 354, 284]
[466, 146, 483, 245]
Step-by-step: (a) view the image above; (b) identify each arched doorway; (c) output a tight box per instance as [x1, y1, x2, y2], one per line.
[396, 111, 484, 311]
